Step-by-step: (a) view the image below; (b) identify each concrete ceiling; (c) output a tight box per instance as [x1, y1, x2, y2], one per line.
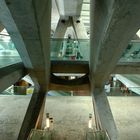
[51, 0, 90, 34]
[56, 0, 83, 18]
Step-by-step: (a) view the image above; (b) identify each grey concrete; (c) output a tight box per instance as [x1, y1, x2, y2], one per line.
[56, 0, 83, 19]
[52, 18, 69, 58]
[0, 96, 140, 140]
[53, 18, 70, 38]
[72, 17, 88, 39]
[0, 0, 33, 69]
[18, 91, 46, 140]
[90, 0, 140, 87]
[0, 23, 4, 32]
[92, 88, 118, 140]
[53, 17, 88, 40]
[51, 60, 89, 73]
[32, 0, 52, 90]
[0, 0, 51, 91]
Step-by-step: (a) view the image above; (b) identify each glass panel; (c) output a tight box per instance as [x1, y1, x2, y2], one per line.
[0, 30, 21, 68]
[51, 38, 89, 61]
[51, 39, 140, 63]
[0, 39, 22, 67]
[119, 41, 140, 63]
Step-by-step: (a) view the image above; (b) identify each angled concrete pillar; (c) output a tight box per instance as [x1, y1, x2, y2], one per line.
[35, 96, 46, 129]
[53, 17, 88, 40]
[0, 0, 51, 91]
[89, 1, 140, 139]
[90, 0, 140, 87]
[92, 88, 118, 140]
[0, 63, 26, 93]
[0, 0, 52, 139]
[72, 17, 88, 39]
[32, 0, 52, 91]
[52, 18, 70, 58]
[0, 23, 4, 32]
[53, 18, 70, 38]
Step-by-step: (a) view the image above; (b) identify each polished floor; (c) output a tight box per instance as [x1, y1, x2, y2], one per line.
[0, 96, 140, 140]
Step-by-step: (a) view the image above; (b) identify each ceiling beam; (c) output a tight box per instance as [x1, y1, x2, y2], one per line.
[90, 1, 140, 138]
[56, 0, 83, 19]
[49, 73, 90, 91]
[0, 1, 52, 139]
[90, 0, 140, 87]
[0, 62, 26, 93]
[18, 90, 46, 140]
[51, 60, 89, 73]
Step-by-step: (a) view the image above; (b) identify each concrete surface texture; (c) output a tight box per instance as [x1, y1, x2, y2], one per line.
[56, 0, 83, 17]
[0, 96, 140, 140]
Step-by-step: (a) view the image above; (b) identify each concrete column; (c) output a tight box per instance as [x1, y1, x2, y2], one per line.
[72, 17, 88, 39]
[18, 91, 46, 140]
[52, 18, 70, 58]
[33, 0, 52, 91]
[90, 0, 140, 87]
[92, 88, 118, 140]
[0, 63, 26, 93]
[0, 23, 4, 32]
[53, 18, 70, 38]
